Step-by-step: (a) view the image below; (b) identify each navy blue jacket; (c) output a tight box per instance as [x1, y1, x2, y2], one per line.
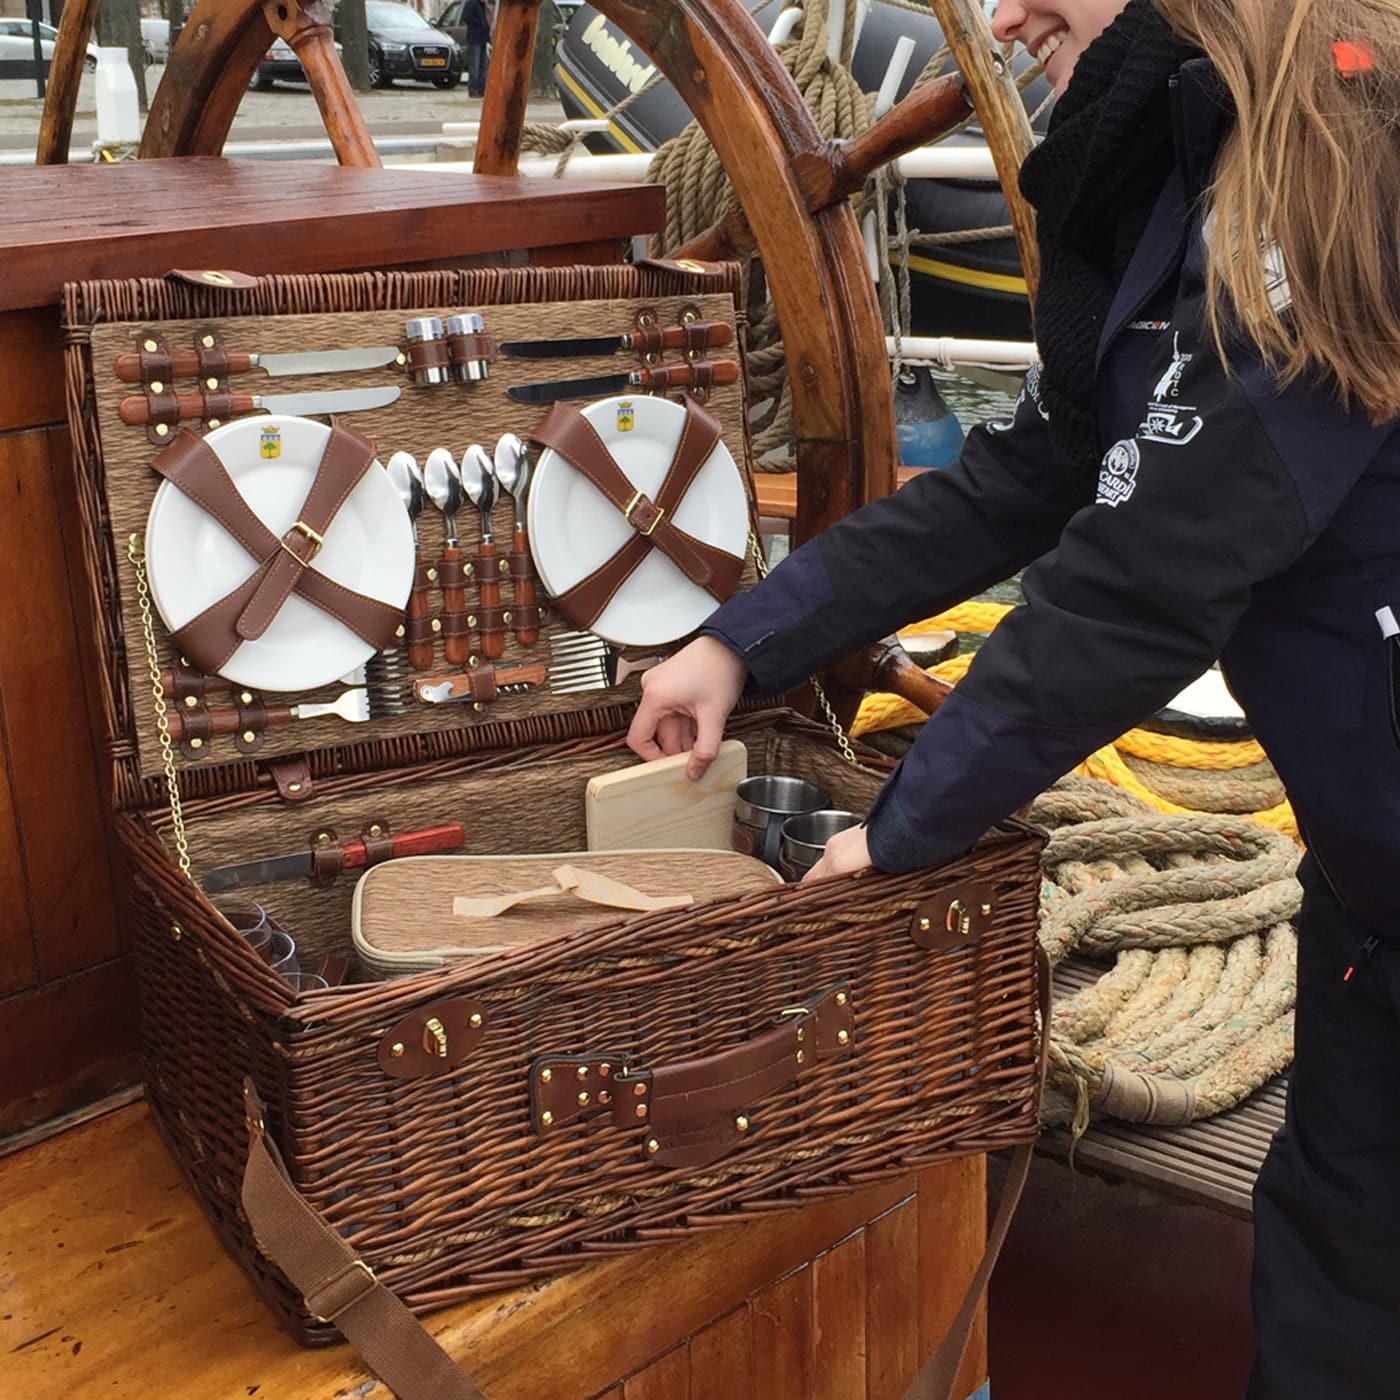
[704, 58, 1400, 933]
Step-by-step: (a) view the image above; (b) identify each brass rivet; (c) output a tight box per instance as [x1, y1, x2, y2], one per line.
[646, 1137, 659, 1153]
[431, 617, 442, 632]
[142, 338, 158, 352]
[981, 902, 993, 916]
[735, 1114, 749, 1132]
[287, 782, 302, 793]
[240, 691, 253, 705]
[464, 563, 475, 578]
[469, 654, 481, 667]
[396, 351, 407, 366]
[540, 1067, 553, 1083]
[638, 311, 655, 326]
[577, 1091, 590, 1106]
[472, 702, 484, 713]
[635, 1104, 648, 1120]
[390, 1042, 405, 1057]
[207, 419, 221, 429]
[170, 921, 182, 940]
[837, 1029, 850, 1046]
[835, 991, 847, 1006]
[599, 1062, 611, 1077]
[155, 423, 170, 437]
[467, 614, 478, 628]
[205, 376, 219, 390]
[149, 379, 165, 394]
[316, 832, 333, 847]
[796, 1028, 804, 1042]
[918, 917, 932, 932]
[368, 823, 384, 837]
[682, 308, 699, 324]
[576, 1066, 589, 1080]
[502, 611, 512, 625]
[426, 567, 438, 582]
[183, 695, 199, 708]
[201, 333, 216, 348]
[242, 730, 256, 743]
[598, 1091, 611, 1105]
[796, 1050, 805, 1065]
[189, 736, 203, 749]
[469, 1012, 482, 1027]
[541, 1110, 554, 1126]
[633, 1082, 646, 1097]
[395, 624, 406, 638]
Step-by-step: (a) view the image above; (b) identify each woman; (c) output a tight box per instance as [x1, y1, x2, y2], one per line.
[628, 2, 1400, 1395]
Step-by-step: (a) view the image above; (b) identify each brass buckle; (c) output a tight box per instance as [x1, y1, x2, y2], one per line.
[309, 1259, 377, 1323]
[622, 490, 665, 537]
[279, 519, 324, 563]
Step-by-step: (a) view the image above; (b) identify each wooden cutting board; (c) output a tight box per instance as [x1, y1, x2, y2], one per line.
[586, 741, 748, 851]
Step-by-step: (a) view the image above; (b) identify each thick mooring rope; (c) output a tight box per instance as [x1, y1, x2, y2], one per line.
[1031, 778, 1299, 1131]
[853, 601, 1300, 837]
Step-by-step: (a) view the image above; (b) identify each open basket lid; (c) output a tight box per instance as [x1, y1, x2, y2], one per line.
[60, 262, 761, 813]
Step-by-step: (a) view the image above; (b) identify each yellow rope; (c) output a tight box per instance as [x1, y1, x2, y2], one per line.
[853, 602, 1298, 838]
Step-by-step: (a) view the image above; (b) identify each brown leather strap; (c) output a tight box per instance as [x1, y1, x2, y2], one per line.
[900, 946, 1052, 1400]
[529, 398, 743, 630]
[446, 332, 496, 365]
[406, 339, 450, 372]
[240, 1082, 488, 1400]
[151, 428, 402, 674]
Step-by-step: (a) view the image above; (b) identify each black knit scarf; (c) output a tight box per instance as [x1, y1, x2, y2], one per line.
[1018, 0, 1199, 482]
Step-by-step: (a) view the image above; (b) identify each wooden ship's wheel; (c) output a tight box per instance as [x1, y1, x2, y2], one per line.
[36, 0, 1037, 711]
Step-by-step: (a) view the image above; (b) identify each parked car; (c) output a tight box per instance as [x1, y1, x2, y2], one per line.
[349, 1, 462, 89]
[0, 18, 102, 73]
[140, 17, 170, 64]
[251, 36, 343, 89]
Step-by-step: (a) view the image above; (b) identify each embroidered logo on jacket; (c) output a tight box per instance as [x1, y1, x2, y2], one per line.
[1138, 332, 1205, 445]
[1097, 439, 1141, 507]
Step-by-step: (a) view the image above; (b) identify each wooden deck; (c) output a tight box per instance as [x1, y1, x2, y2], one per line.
[0, 1101, 990, 1400]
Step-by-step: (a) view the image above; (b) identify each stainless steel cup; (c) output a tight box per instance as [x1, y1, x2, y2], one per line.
[778, 809, 862, 882]
[732, 775, 831, 869]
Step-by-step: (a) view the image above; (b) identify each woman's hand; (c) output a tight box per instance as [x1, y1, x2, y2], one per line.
[626, 636, 748, 780]
[801, 824, 873, 883]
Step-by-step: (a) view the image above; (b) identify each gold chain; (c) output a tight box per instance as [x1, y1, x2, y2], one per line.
[747, 532, 860, 769]
[126, 534, 193, 879]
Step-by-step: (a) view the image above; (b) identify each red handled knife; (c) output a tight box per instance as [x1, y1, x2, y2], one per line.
[201, 823, 465, 892]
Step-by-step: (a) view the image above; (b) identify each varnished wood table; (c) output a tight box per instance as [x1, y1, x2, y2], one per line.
[0, 1101, 989, 1398]
[0, 159, 664, 1138]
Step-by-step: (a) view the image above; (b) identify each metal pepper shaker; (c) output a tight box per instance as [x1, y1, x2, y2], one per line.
[404, 316, 450, 387]
[446, 312, 491, 383]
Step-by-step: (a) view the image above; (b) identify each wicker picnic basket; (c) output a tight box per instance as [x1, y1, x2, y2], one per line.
[61, 262, 1046, 1399]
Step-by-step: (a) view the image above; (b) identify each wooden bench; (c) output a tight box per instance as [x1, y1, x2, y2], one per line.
[0, 1099, 992, 1400]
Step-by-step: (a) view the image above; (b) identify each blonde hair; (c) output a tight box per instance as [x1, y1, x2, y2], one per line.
[1154, 0, 1400, 422]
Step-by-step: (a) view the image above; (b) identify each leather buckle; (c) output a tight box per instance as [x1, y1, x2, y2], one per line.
[279, 519, 324, 564]
[307, 1259, 377, 1323]
[623, 490, 665, 537]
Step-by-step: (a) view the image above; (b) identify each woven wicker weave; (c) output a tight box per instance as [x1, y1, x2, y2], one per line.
[64, 265, 1045, 1346]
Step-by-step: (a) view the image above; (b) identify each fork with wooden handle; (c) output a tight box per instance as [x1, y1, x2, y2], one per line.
[548, 633, 667, 694]
[172, 686, 406, 741]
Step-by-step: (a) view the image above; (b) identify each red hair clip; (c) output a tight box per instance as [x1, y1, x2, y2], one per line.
[1333, 39, 1375, 78]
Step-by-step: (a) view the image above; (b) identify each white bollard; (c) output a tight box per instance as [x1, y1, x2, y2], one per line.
[94, 47, 141, 146]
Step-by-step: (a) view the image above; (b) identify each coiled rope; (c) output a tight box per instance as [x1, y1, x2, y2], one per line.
[852, 600, 1300, 837]
[1030, 778, 1298, 1132]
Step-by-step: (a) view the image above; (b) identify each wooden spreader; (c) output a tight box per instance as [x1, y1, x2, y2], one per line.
[62, 261, 1047, 1400]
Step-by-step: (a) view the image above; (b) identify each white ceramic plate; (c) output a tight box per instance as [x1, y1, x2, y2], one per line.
[144, 415, 413, 692]
[527, 395, 748, 646]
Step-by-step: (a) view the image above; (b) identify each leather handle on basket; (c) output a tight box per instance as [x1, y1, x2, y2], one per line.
[531, 984, 855, 1168]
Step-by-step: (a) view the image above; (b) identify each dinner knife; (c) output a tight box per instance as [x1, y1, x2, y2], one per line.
[201, 822, 466, 892]
[505, 360, 740, 405]
[114, 345, 403, 383]
[499, 321, 733, 360]
[118, 384, 401, 425]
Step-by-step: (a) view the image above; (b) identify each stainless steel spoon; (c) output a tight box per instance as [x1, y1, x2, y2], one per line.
[491, 433, 538, 646]
[459, 444, 505, 659]
[423, 448, 471, 665]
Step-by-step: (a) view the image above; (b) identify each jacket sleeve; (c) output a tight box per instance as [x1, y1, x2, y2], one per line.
[700, 365, 1088, 695]
[863, 322, 1396, 873]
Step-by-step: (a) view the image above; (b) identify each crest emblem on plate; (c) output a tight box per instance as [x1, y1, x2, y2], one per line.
[616, 401, 635, 432]
[259, 428, 282, 460]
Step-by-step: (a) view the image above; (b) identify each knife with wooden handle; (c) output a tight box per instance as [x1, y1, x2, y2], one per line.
[118, 385, 401, 424]
[504, 360, 740, 404]
[498, 321, 734, 360]
[114, 345, 402, 382]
